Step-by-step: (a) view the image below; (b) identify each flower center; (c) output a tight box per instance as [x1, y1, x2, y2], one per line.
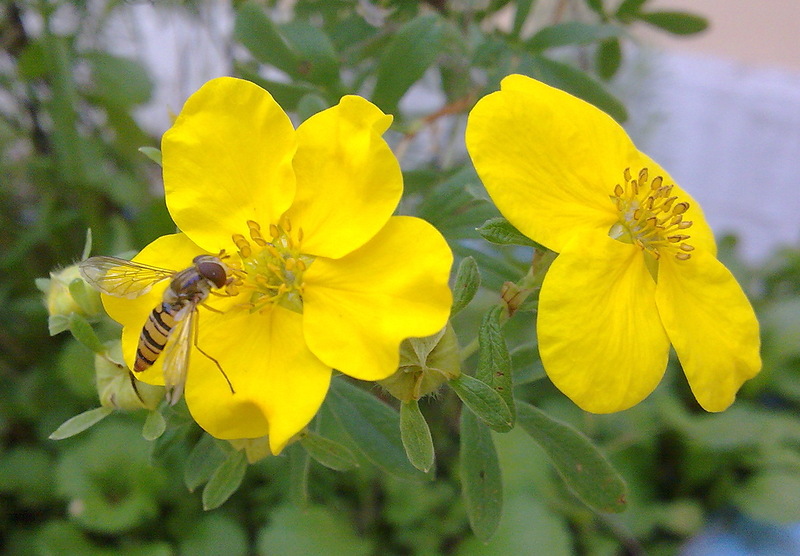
[608, 167, 694, 263]
[231, 219, 313, 313]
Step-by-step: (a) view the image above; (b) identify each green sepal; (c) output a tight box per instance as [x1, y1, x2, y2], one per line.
[68, 278, 98, 316]
[48, 406, 113, 440]
[138, 146, 162, 167]
[451, 256, 481, 316]
[449, 374, 512, 432]
[477, 217, 541, 248]
[67, 313, 105, 354]
[141, 410, 166, 441]
[460, 409, 502, 541]
[299, 429, 360, 472]
[517, 401, 628, 513]
[202, 449, 247, 511]
[399, 400, 435, 473]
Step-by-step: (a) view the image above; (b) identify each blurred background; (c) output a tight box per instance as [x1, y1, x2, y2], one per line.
[1, 1, 799, 554]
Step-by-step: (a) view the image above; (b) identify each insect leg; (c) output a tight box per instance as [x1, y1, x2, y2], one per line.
[193, 309, 236, 395]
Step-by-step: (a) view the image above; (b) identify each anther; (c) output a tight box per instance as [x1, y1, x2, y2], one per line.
[614, 184, 624, 197]
[672, 203, 689, 215]
[680, 244, 694, 252]
[650, 176, 663, 189]
[624, 168, 632, 181]
[638, 168, 649, 185]
[269, 224, 280, 239]
[675, 252, 691, 261]
[232, 233, 252, 258]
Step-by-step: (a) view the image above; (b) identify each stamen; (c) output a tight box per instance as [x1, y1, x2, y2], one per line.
[609, 167, 694, 263]
[230, 219, 312, 314]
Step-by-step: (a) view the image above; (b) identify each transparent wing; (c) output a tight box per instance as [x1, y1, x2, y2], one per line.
[161, 305, 195, 406]
[79, 256, 175, 299]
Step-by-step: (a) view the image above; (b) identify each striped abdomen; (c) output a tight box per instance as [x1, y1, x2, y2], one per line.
[134, 302, 182, 372]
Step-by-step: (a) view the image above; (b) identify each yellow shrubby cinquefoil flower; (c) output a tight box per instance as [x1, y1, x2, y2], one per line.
[103, 77, 453, 453]
[466, 75, 760, 413]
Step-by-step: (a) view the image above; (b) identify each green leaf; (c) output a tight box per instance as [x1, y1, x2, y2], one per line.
[326, 379, 426, 481]
[736, 470, 800, 523]
[524, 55, 628, 122]
[287, 443, 311, 506]
[586, 0, 605, 16]
[525, 22, 622, 52]
[202, 449, 247, 510]
[281, 20, 340, 86]
[256, 505, 373, 555]
[185, 435, 231, 492]
[68, 313, 105, 354]
[460, 410, 503, 541]
[85, 51, 152, 107]
[477, 216, 540, 248]
[449, 374, 513, 432]
[516, 402, 627, 513]
[399, 400, 435, 473]
[372, 14, 445, 113]
[296, 93, 330, 122]
[615, 0, 648, 21]
[49, 406, 113, 440]
[234, 3, 301, 77]
[451, 256, 481, 316]
[141, 410, 166, 441]
[138, 146, 162, 167]
[596, 37, 622, 80]
[512, 0, 536, 37]
[236, 68, 319, 112]
[638, 11, 709, 35]
[477, 306, 515, 425]
[299, 430, 359, 472]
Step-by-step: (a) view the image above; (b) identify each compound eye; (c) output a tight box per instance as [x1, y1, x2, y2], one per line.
[197, 261, 227, 288]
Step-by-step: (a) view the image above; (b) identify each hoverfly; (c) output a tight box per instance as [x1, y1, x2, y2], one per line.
[79, 254, 238, 405]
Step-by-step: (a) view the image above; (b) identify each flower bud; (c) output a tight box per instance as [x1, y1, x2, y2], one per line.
[96, 341, 163, 411]
[379, 324, 461, 402]
[37, 264, 102, 334]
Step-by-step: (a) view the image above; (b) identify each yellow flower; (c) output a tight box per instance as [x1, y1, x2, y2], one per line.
[466, 75, 760, 413]
[103, 77, 453, 453]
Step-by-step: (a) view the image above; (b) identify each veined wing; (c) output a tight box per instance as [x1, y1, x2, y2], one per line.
[79, 256, 175, 299]
[161, 305, 195, 406]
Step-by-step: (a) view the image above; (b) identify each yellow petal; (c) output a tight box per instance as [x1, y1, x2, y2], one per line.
[466, 75, 634, 252]
[302, 216, 453, 380]
[162, 77, 297, 253]
[102, 233, 207, 386]
[284, 95, 401, 259]
[656, 249, 761, 411]
[186, 306, 331, 455]
[538, 231, 671, 412]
